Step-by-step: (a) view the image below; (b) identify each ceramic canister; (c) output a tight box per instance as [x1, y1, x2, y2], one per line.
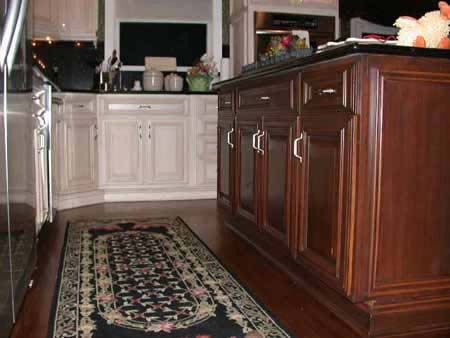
[143, 68, 164, 91]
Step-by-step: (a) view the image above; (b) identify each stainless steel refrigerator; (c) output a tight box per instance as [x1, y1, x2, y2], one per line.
[1, 0, 55, 335]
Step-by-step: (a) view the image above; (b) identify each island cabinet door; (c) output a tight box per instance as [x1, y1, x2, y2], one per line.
[235, 116, 261, 228]
[100, 118, 143, 186]
[217, 117, 235, 212]
[292, 114, 357, 297]
[259, 117, 296, 249]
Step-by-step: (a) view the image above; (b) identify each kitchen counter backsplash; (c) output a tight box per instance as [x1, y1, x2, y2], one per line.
[32, 40, 104, 90]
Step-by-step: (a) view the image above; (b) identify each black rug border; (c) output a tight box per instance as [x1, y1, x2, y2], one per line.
[46, 215, 294, 338]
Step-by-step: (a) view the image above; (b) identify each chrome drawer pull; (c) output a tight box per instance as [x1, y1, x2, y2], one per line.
[227, 128, 234, 148]
[224, 100, 231, 105]
[257, 131, 265, 155]
[259, 96, 271, 101]
[319, 88, 337, 95]
[74, 104, 85, 108]
[138, 104, 152, 109]
[293, 134, 303, 162]
[252, 129, 260, 151]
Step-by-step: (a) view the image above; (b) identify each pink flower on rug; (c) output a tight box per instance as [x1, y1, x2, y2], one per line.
[158, 321, 176, 332]
[97, 294, 114, 302]
[193, 288, 207, 296]
[94, 224, 123, 231]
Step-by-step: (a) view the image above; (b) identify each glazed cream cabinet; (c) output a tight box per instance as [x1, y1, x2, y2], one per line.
[54, 94, 101, 209]
[32, 0, 98, 40]
[97, 94, 217, 202]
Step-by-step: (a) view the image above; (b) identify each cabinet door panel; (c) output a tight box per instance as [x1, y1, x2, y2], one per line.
[236, 119, 259, 226]
[260, 120, 295, 246]
[62, 119, 97, 191]
[217, 119, 234, 210]
[145, 120, 188, 184]
[102, 119, 141, 185]
[294, 116, 355, 296]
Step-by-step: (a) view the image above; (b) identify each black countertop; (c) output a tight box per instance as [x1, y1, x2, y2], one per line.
[58, 89, 217, 95]
[213, 43, 450, 89]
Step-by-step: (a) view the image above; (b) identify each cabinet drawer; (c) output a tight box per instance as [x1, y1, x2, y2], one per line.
[237, 78, 294, 113]
[218, 92, 233, 112]
[100, 95, 189, 116]
[301, 62, 358, 114]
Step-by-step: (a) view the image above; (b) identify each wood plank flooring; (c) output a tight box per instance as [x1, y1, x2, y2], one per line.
[10, 200, 361, 338]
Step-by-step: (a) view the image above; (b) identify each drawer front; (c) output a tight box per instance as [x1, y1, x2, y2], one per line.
[218, 92, 233, 113]
[301, 62, 358, 114]
[100, 95, 189, 116]
[237, 78, 294, 113]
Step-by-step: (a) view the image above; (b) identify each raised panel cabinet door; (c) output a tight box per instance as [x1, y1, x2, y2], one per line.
[33, 0, 60, 38]
[259, 119, 295, 247]
[102, 118, 142, 185]
[235, 118, 260, 227]
[59, 0, 97, 40]
[293, 115, 356, 296]
[61, 119, 97, 192]
[217, 118, 234, 211]
[144, 119, 188, 185]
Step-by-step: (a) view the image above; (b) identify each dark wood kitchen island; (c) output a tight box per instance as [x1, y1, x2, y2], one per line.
[213, 44, 450, 337]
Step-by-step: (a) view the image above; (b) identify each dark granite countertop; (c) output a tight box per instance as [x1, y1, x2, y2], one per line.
[213, 43, 450, 89]
[58, 89, 217, 95]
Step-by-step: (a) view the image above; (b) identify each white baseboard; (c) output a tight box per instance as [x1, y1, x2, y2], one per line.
[56, 188, 217, 210]
[57, 190, 105, 210]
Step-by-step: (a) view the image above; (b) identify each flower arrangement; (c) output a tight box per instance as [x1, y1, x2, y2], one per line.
[259, 34, 309, 65]
[187, 54, 219, 91]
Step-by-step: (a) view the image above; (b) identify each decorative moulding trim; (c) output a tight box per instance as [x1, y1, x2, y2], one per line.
[103, 191, 217, 202]
[57, 191, 105, 210]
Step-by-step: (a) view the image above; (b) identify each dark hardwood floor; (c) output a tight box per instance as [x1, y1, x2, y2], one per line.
[10, 200, 361, 338]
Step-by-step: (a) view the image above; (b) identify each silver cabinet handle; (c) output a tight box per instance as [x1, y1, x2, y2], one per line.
[138, 123, 142, 139]
[138, 104, 152, 110]
[227, 128, 234, 149]
[252, 129, 260, 151]
[94, 123, 98, 140]
[260, 96, 271, 101]
[224, 101, 231, 105]
[293, 133, 303, 162]
[319, 88, 337, 95]
[148, 122, 151, 140]
[74, 104, 85, 108]
[257, 131, 265, 155]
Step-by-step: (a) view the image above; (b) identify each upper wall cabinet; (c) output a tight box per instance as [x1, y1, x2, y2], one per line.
[33, 0, 98, 40]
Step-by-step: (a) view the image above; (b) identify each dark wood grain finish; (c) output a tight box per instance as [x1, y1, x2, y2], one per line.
[235, 118, 260, 227]
[260, 118, 296, 248]
[217, 118, 234, 211]
[216, 51, 450, 337]
[293, 114, 356, 297]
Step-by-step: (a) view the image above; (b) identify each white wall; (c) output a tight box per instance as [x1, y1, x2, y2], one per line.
[105, 0, 222, 69]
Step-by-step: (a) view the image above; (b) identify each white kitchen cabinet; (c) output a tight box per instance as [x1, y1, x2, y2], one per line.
[144, 119, 189, 185]
[101, 118, 142, 185]
[192, 95, 218, 187]
[97, 94, 216, 202]
[55, 94, 103, 210]
[33, 0, 98, 40]
[59, 118, 98, 192]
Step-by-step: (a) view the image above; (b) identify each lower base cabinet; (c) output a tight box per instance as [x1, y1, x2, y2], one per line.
[215, 51, 450, 337]
[54, 94, 218, 209]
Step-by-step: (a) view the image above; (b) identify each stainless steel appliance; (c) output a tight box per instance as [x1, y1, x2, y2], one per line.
[254, 12, 335, 57]
[0, 0, 58, 335]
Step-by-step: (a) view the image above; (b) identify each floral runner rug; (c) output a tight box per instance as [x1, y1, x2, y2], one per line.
[48, 217, 292, 338]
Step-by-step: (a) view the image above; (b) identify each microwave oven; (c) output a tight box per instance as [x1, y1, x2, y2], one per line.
[254, 12, 335, 58]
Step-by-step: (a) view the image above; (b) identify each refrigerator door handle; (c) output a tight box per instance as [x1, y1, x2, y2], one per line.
[0, 0, 22, 70]
[6, 0, 28, 75]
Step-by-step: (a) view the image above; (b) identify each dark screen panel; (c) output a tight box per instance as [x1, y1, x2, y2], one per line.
[120, 22, 207, 66]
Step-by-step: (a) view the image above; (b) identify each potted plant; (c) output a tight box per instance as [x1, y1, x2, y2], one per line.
[186, 54, 219, 92]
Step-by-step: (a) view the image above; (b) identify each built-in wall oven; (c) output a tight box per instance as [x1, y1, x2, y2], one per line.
[254, 12, 335, 59]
